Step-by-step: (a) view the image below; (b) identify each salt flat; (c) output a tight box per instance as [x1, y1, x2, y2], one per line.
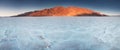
[0, 17, 120, 50]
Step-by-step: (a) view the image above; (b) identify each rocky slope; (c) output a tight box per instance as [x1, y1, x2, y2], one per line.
[15, 6, 106, 17]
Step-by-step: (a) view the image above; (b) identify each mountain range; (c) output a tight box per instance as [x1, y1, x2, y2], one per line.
[15, 6, 107, 17]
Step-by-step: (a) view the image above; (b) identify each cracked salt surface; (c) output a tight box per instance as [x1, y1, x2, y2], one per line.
[0, 17, 120, 50]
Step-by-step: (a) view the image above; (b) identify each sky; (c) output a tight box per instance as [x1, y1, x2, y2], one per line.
[0, 0, 120, 16]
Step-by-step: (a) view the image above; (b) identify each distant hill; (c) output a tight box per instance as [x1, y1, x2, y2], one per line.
[14, 6, 107, 17]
